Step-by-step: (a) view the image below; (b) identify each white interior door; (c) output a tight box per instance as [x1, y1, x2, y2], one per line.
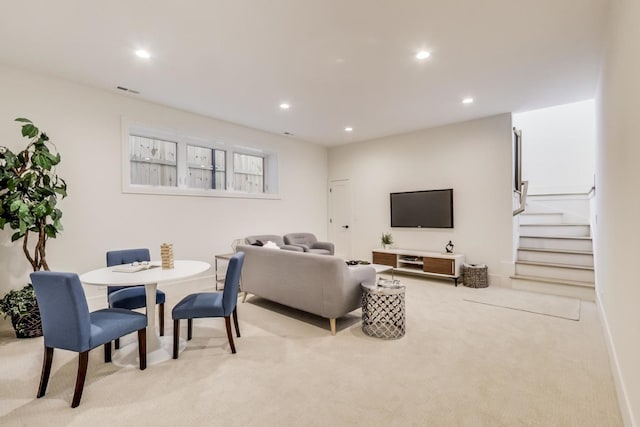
[328, 179, 352, 259]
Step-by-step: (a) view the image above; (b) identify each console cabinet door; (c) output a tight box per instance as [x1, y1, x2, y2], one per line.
[372, 252, 397, 267]
[423, 257, 454, 275]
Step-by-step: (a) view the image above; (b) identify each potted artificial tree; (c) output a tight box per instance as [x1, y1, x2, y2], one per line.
[0, 118, 67, 338]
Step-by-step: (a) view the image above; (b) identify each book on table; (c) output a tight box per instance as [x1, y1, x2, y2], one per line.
[111, 264, 160, 273]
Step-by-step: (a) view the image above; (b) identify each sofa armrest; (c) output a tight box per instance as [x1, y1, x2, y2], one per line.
[311, 241, 335, 255]
[345, 265, 376, 288]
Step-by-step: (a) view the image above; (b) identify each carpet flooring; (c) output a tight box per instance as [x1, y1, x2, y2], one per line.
[463, 287, 581, 321]
[0, 275, 622, 426]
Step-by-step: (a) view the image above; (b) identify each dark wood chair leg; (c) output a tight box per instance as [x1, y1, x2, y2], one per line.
[104, 342, 112, 363]
[37, 346, 54, 398]
[159, 303, 165, 336]
[71, 351, 89, 408]
[137, 328, 147, 370]
[173, 319, 180, 359]
[187, 318, 193, 341]
[115, 338, 120, 350]
[225, 316, 236, 354]
[232, 307, 240, 338]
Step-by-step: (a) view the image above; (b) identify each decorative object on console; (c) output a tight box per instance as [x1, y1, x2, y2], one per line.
[161, 243, 174, 269]
[381, 232, 393, 249]
[445, 240, 454, 253]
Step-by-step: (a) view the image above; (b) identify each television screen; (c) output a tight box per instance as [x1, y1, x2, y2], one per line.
[390, 189, 453, 228]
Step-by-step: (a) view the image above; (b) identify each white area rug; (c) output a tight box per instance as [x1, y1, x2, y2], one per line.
[464, 287, 581, 321]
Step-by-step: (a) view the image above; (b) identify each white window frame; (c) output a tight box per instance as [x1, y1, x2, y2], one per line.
[121, 119, 279, 199]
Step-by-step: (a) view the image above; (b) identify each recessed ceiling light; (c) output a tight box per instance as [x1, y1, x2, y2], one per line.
[462, 97, 474, 104]
[135, 49, 151, 59]
[280, 103, 290, 110]
[416, 51, 431, 60]
[344, 127, 353, 132]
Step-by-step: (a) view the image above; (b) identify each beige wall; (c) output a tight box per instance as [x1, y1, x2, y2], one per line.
[595, 0, 640, 425]
[0, 65, 328, 298]
[328, 114, 514, 285]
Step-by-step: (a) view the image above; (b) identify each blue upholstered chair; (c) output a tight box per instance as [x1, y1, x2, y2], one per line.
[106, 248, 165, 348]
[30, 271, 147, 408]
[172, 252, 245, 358]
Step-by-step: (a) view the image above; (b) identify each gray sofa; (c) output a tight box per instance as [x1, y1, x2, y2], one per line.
[238, 244, 376, 335]
[245, 234, 303, 252]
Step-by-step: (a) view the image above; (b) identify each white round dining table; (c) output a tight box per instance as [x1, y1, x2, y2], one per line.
[80, 260, 210, 367]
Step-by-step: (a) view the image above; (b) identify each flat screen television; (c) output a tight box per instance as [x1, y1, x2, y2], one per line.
[390, 189, 454, 228]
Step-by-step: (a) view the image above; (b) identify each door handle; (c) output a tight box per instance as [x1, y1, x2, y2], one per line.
[341, 225, 349, 229]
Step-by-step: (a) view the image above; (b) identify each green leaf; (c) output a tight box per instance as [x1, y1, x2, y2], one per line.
[15, 118, 32, 123]
[11, 231, 23, 241]
[45, 224, 56, 238]
[33, 203, 47, 218]
[21, 124, 38, 139]
[9, 199, 22, 212]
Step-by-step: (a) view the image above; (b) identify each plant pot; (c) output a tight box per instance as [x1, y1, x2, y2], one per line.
[10, 305, 42, 338]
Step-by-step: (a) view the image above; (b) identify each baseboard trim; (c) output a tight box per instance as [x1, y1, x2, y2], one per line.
[596, 292, 636, 427]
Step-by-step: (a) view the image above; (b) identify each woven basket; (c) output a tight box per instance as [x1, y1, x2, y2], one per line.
[11, 305, 43, 338]
[462, 264, 488, 288]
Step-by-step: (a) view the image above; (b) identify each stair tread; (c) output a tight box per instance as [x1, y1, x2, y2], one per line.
[511, 274, 595, 288]
[516, 260, 594, 271]
[521, 212, 563, 215]
[520, 235, 592, 240]
[518, 247, 593, 255]
[520, 223, 589, 226]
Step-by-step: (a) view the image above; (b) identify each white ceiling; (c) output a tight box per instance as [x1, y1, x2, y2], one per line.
[0, 0, 609, 146]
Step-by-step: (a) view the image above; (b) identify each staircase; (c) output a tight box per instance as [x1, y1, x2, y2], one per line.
[511, 199, 595, 301]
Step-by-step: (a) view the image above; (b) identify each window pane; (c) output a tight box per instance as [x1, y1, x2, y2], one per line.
[187, 145, 226, 190]
[130, 135, 177, 187]
[233, 153, 264, 193]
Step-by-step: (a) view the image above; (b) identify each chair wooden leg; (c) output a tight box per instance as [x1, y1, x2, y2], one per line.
[114, 338, 120, 350]
[173, 319, 180, 359]
[71, 351, 89, 408]
[225, 316, 236, 354]
[232, 307, 240, 338]
[187, 318, 193, 341]
[242, 292, 247, 303]
[330, 318, 336, 336]
[37, 346, 54, 398]
[104, 342, 112, 363]
[159, 303, 165, 336]
[137, 328, 147, 370]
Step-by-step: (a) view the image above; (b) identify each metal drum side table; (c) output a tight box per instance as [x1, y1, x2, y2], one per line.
[361, 281, 406, 339]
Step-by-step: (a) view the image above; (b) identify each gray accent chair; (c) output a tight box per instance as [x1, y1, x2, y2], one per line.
[245, 234, 303, 252]
[283, 232, 335, 255]
[238, 244, 375, 335]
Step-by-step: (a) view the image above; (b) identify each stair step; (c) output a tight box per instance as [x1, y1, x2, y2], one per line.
[519, 236, 593, 252]
[517, 248, 593, 267]
[510, 275, 595, 301]
[519, 224, 590, 237]
[511, 274, 594, 288]
[519, 212, 565, 225]
[515, 261, 595, 282]
[518, 247, 593, 255]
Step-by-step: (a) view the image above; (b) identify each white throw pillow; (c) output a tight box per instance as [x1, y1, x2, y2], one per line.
[263, 240, 280, 249]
